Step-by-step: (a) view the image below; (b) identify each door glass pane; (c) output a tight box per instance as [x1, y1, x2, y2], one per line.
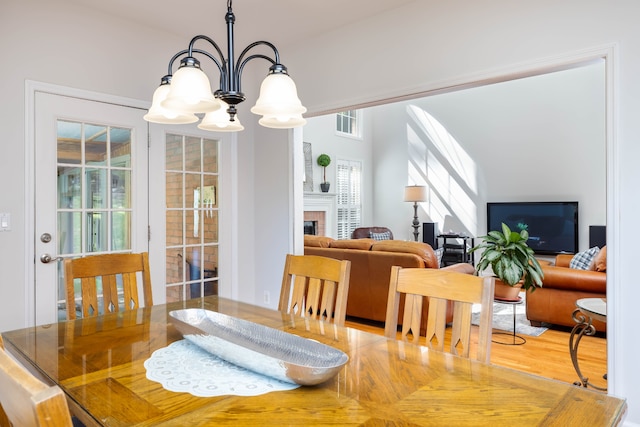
[111, 170, 130, 208]
[87, 212, 107, 252]
[58, 166, 82, 209]
[58, 212, 81, 254]
[166, 172, 183, 208]
[185, 136, 201, 172]
[203, 138, 218, 173]
[111, 211, 131, 251]
[86, 168, 107, 209]
[110, 127, 131, 167]
[85, 124, 107, 166]
[57, 121, 82, 164]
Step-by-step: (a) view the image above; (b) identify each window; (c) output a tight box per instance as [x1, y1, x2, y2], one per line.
[336, 110, 361, 138]
[336, 159, 362, 239]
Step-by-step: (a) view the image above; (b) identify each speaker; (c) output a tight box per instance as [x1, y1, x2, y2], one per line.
[422, 222, 438, 248]
[589, 225, 606, 248]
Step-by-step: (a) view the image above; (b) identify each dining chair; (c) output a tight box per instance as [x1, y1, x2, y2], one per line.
[64, 252, 153, 320]
[0, 335, 73, 427]
[278, 254, 351, 326]
[384, 267, 494, 363]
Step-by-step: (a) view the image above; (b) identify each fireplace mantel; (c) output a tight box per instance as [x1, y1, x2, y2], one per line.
[304, 192, 336, 238]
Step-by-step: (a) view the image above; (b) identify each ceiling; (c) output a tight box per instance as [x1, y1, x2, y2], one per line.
[68, 0, 416, 49]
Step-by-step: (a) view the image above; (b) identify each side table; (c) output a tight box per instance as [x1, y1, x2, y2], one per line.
[570, 298, 607, 391]
[491, 296, 526, 345]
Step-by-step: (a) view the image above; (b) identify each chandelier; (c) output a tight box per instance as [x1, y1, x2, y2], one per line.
[144, 0, 306, 132]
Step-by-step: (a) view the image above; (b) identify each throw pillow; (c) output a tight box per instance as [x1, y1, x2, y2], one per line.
[593, 245, 607, 272]
[370, 231, 392, 241]
[569, 246, 600, 270]
[434, 247, 444, 267]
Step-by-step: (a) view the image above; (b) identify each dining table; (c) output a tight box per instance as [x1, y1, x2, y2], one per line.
[1, 296, 627, 426]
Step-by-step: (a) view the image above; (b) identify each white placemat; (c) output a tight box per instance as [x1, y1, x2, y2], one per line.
[144, 339, 300, 397]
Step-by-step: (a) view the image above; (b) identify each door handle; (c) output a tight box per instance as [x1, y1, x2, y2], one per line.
[40, 254, 62, 264]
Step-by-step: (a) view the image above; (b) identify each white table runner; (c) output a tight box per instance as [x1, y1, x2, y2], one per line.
[144, 339, 300, 397]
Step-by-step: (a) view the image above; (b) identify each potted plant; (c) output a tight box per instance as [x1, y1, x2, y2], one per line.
[317, 153, 331, 192]
[470, 222, 544, 300]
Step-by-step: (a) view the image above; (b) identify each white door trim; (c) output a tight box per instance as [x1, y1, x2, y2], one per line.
[24, 80, 150, 326]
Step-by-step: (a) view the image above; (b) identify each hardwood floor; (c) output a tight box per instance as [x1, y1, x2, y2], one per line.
[345, 317, 608, 391]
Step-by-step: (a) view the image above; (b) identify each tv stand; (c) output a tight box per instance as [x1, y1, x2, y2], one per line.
[437, 234, 474, 267]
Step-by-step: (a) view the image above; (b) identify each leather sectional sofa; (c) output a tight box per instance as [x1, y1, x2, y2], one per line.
[303, 235, 475, 328]
[526, 249, 607, 332]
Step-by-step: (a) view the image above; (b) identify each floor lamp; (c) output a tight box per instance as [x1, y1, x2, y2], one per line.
[404, 185, 427, 241]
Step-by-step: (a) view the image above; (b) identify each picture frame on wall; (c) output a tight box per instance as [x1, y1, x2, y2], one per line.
[303, 142, 313, 192]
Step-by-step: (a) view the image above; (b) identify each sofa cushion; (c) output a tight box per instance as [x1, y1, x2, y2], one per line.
[370, 230, 392, 241]
[330, 238, 374, 250]
[304, 235, 334, 248]
[372, 240, 438, 268]
[569, 246, 600, 270]
[593, 245, 607, 272]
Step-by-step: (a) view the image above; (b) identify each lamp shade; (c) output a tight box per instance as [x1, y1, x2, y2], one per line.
[404, 185, 427, 202]
[198, 100, 245, 132]
[162, 65, 220, 113]
[250, 73, 307, 125]
[258, 113, 307, 129]
[144, 84, 199, 124]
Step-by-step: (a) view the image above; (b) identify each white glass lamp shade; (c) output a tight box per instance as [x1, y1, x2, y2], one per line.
[258, 113, 307, 129]
[404, 185, 427, 202]
[198, 101, 245, 132]
[250, 73, 307, 123]
[161, 66, 220, 114]
[144, 84, 198, 124]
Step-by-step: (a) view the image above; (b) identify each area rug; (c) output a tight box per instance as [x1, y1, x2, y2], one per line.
[471, 293, 548, 337]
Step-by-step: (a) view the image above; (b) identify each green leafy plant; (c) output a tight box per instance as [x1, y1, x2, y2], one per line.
[470, 222, 544, 291]
[317, 154, 331, 183]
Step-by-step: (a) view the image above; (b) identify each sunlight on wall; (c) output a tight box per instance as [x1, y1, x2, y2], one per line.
[406, 105, 479, 235]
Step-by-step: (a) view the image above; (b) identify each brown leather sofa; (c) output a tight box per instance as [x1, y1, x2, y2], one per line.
[304, 235, 475, 328]
[526, 249, 607, 332]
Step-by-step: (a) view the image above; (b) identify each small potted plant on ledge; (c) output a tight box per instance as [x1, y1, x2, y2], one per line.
[317, 153, 331, 192]
[470, 222, 544, 300]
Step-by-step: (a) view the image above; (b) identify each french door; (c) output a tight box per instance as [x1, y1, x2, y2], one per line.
[33, 91, 149, 325]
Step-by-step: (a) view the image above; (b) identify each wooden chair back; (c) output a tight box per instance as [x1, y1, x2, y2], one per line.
[384, 267, 494, 363]
[64, 252, 153, 320]
[278, 254, 351, 326]
[0, 336, 73, 427]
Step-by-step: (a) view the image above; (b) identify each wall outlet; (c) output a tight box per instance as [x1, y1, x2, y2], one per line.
[263, 291, 270, 305]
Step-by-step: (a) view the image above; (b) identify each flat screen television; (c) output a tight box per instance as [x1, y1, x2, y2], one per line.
[486, 202, 578, 255]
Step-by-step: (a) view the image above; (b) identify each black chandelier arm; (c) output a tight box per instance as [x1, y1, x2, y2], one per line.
[236, 54, 278, 93]
[165, 48, 225, 79]
[236, 40, 281, 74]
[187, 35, 226, 65]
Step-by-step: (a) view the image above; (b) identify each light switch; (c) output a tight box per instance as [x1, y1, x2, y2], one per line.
[0, 213, 10, 231]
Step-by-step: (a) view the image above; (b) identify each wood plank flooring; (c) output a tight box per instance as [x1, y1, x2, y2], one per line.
[345, 318, 608, 390]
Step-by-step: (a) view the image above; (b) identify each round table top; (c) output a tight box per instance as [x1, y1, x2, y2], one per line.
[576, 298, 606, 323]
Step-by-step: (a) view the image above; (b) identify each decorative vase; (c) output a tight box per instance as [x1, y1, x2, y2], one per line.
[320, 182, 330, 192]
[493, 279, 522, 301]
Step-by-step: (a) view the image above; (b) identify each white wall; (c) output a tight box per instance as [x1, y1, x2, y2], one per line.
[302, 114, 374, 229]
[368, 62, 605, 245]
[283, 1, 640, 424]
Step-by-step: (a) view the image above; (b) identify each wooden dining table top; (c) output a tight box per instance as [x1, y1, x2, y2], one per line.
[2, 296, 626, 426]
